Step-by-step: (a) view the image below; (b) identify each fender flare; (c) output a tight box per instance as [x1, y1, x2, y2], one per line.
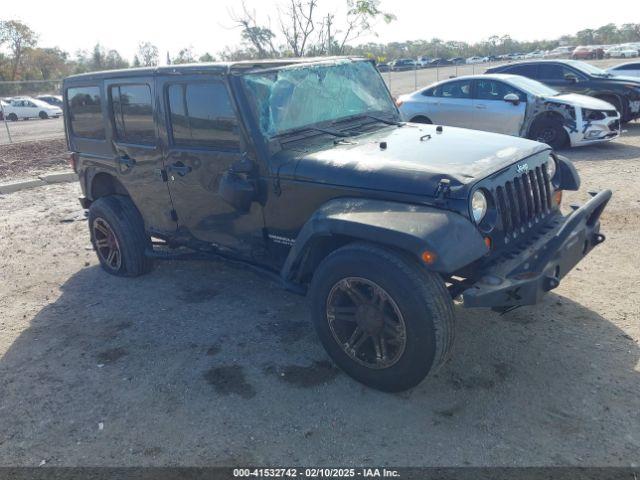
[280, 197, 488, 283]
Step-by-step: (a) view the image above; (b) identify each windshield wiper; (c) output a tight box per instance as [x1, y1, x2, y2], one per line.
[273, 126, 350, 139]
[362, 114, 404, 126]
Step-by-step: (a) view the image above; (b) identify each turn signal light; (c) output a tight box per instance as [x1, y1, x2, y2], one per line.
[421, 250, 437, 264]
[395, 98, 404, 107]
[554, 190, 563, 206]
[484, 236, 492, 250]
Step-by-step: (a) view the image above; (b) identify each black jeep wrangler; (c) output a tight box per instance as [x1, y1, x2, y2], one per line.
[63, 58, 611, 392]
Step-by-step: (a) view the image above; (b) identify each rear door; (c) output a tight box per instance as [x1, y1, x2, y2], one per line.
[103, 78, 176, 234]
[425, 79, 474, 128]
[158, 75, 265, 256]
[471, 78, 527, 136]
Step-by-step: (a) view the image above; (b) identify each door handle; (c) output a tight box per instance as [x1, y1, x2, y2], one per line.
[475, 104, 487, 109]
[167, 161, 192, 177]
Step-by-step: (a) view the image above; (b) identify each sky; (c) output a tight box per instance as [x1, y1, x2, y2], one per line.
[2, 0, 638, 62]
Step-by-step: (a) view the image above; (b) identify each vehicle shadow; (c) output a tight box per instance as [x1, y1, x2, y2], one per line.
[0, 260, 638, 466]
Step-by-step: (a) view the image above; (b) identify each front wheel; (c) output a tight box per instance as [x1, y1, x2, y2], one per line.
[39, 111, 48, 119]
[309, 243, 455, 392]
[529, 116, 569, 150]
[7, 113, 18, 121]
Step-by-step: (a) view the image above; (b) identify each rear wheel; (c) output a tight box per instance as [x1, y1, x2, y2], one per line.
[529, 115, 569, 150]
[39, 111, 48, 119]
[309, 243, 455, 392]
[88, 195, 153, 277]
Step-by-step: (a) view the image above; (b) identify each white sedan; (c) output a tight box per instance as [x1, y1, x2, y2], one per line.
[2, 97, 63, 121]
[396, 74, 620, 149]
[605, 46, 638, 58]
[606, 61, 640, 79]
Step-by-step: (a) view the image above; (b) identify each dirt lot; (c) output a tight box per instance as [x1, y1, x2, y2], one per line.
[0, 138, 68, 180]
[0, 93, 639, 467]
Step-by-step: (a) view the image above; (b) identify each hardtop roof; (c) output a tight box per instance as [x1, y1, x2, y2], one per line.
[63, 56, 369, 83]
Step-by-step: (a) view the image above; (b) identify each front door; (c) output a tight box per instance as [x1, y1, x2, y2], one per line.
[472, 78, 527, 136]
[158, 75, 265, 256]
[537, 63, 588, 94]
[104, 78, 176, 234]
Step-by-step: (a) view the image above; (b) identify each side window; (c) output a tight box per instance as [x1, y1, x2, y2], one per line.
[110, 84, 155, 145]
[432, 80, 471, 99]
[167, 81, 239, 149]
[504, 64, 538, 79]
[475, 79, 526, 102]
[619, 63, 640, 71]
[421, 88, 434, 97]
[67, 86, 105, 140]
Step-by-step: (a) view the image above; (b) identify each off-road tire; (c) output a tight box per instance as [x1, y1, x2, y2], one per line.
[529, 115, 569, 150]
[309, 243, 455, 392]
[7, 113, 18, 122]
[39, 111, 48, 119]
[88, 195, 153, 277]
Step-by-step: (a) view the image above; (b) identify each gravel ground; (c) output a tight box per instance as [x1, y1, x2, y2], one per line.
[0, 122, 638, 466]
[0, 138, 68, 180]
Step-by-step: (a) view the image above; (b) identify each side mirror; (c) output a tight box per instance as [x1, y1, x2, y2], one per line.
[503, 93, 520, 105]
[564, 73, 578, 83]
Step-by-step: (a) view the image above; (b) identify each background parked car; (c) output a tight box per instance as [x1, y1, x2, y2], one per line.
[545, 46, 575, 58]
[486, 59, 640, 123]
[396, 74, 619, 149]
[36, 94, 64, 107]
[466, 56, 485, 64]
[416, 56, 432, 68]
[376, 62, 390, 72]
[572, 46, 604, 60]
[429, 58, 451, 67]
[0, 99, 8, 120]
[604, 46, 638, 58]
[2, 96, 63, 120]
[390, 58, 417, 71]
[606, 61, 640, 79]
[449, 57, 465, 65]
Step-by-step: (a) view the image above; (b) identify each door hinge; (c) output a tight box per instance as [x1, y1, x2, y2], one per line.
[170, 209, 178, 221]
[156, 168, 168, 182]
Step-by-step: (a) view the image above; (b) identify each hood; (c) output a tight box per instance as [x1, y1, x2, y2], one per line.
[608, 75, 640, 83]
[281, 124, 550, 199]
[549, 93, 616, 110]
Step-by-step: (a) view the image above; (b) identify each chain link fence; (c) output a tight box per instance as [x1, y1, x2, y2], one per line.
[1, 80, 65, 145]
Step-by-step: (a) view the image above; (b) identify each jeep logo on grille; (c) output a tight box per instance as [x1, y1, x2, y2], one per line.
[516, 163, 529, 174]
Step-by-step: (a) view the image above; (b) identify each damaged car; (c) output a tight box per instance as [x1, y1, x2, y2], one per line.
[486, 60, 640, 123]
[64, 57, 611, 392]
[396, 74, 620, 149]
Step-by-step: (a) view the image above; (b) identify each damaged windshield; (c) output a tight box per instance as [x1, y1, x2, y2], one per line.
[241, 60, 397, 138]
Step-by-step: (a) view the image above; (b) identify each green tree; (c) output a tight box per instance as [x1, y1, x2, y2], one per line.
[137, 41, 159, 66]
[0, 20, 38, 80]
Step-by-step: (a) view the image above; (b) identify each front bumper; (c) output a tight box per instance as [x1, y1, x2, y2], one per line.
[462, 189, 612, 308]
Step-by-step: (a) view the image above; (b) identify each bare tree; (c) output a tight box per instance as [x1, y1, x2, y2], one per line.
[0, 20, 38, 80]
[334, 0, 395, 54]
[279, 0, 317, 57]
[137, 42, 159, 67]
[229, 1, 278, 58]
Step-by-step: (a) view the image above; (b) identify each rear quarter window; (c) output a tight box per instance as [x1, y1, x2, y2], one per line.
[110, 84, 155, 145]
[66, 86, 105, 140]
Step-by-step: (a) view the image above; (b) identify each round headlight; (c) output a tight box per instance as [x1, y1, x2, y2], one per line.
[546, 156, 557, 179]
[471, 190, 488, 223]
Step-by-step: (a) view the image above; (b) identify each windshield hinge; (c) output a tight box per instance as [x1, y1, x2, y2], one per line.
[434, 178, 451, 199]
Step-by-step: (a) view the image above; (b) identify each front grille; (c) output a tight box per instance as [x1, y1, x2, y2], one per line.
[495, 164, 553, 237]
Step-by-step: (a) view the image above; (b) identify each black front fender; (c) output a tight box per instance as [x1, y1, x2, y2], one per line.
[281, 197, 488, 283]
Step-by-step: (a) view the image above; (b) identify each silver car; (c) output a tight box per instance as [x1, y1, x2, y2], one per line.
[396, 74, 620, 149]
